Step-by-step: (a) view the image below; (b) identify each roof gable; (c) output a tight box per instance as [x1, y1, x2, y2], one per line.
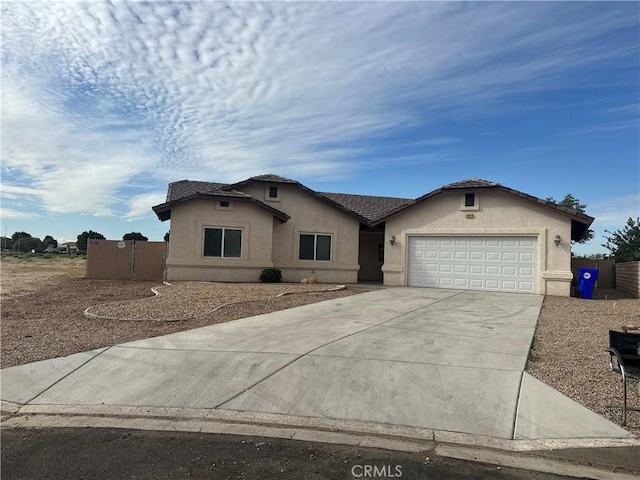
[153, 179, 290, 222]
[372, 178, 595, 241]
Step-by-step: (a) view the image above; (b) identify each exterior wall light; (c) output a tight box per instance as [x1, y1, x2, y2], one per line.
[390, 235, 396, 246]
[554, 235, 562, 246]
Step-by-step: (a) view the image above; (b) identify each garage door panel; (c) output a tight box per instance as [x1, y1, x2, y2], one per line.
[502, 252, 517, 262]
[519, 252, 534, 262]
[408, 236, 537, 294]
[502, 266, 517, 276]
[486, 265, 499, 275]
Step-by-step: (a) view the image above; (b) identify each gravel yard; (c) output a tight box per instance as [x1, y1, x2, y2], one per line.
[0, 257, 372, 368]
[85, 282, 351, 321]
[527, 289, 640, 436]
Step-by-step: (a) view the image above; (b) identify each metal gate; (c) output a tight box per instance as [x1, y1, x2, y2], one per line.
[86, 240, 166, 280]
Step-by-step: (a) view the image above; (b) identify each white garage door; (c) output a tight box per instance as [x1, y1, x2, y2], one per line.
[408, 236, 537, 293]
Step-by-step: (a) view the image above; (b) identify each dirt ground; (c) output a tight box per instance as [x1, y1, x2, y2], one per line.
[0, 255, 86, 299]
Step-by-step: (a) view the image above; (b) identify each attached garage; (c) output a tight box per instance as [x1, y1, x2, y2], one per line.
[377, 179, 595, 296]
[407, 236, 537, 293]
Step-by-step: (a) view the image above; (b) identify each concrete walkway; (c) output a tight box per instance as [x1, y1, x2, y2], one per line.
[1, 288, 633, 443]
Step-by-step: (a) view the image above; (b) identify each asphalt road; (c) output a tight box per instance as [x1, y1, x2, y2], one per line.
[2, 427, 577, 480]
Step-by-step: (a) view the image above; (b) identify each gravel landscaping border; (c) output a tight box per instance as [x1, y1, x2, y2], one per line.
[84, 282, 349, 322]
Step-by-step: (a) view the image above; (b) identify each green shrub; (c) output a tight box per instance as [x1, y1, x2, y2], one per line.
[259, 268, 282, 283]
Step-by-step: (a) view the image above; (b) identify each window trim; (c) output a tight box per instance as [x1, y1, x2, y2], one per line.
[460, 192, 480, 211]
[298, 233, 332, 262]
[264, 186, 281, 202]
[203, 227, 243, 258]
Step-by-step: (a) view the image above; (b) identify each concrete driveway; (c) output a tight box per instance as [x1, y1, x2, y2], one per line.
[1, 288, 631, 441]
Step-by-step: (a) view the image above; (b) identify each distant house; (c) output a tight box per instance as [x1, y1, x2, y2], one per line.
[152, 174, 594, 296]
[59, 242, 79, 254]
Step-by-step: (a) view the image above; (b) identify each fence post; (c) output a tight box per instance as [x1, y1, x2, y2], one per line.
[130, 240, 137, 280]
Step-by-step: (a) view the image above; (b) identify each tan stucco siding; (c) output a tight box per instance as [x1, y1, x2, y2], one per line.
[243, 185, 360, 283]
[383, 190, 573, 295]
[166, 199, 274, 282]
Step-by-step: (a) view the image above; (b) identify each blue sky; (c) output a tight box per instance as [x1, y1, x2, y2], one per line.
[1, 1, 638, 255]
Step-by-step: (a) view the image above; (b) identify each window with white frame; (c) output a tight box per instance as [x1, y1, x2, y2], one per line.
[299, 233, 331, 261]
[203, 227, 242, 258]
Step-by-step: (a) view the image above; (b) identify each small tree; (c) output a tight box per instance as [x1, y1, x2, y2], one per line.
[123, 232, 148, 241]
[42, 235, 58, 249]
[603, 217, 640, 263]
[77, 230, 106, 252]
[546, 194, 594, 243]
[14, 236, 44, 253]
[11, 231, 31, 242]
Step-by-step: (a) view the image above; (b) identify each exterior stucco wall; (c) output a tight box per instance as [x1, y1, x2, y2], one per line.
[382, 190, 573, 296]
[242, 185, 360, 283]
[166, 199, 274, 282]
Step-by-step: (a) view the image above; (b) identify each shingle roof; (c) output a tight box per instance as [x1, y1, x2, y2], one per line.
[442, 178, 501, 189]
[166, 180, 244, 202]
[225, 174, 299, 190]
[319, 192, 412, 223]
[155, 179, 290, 222]
[155, 176, 595, 241]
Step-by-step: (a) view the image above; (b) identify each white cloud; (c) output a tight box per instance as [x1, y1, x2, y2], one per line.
[0, 208, 40, 220]
[1, 0, 637, 216]
[124, 193, 167, 221]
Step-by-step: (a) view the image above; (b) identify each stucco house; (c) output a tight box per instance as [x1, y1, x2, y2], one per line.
[152, 174, 594, 296]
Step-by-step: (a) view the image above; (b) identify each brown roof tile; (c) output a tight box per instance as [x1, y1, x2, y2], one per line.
[442, 178, 501, 189]
[319, 192, 412, 223]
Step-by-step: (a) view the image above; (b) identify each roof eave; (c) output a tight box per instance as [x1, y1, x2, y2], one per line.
[152, 192, 290, 223]
[371, 185, 596, 229]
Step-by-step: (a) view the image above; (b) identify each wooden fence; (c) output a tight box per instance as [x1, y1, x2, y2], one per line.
[86, 240, 166, 280]
[615, 261, 640, 298]
[571, 257, 615, 289]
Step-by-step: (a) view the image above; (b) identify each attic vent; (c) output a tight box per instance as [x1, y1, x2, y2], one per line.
[269, 187, 278, 198]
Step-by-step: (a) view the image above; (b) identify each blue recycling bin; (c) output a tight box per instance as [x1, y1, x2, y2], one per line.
[577, 268, 599, 299]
